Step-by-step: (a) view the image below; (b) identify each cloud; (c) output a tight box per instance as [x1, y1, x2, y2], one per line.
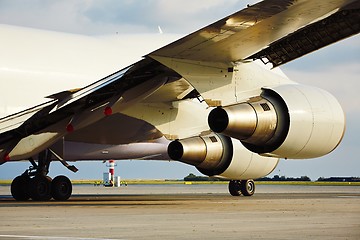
[83, 0, 251, 33]
[0, 0, 259, 34]
[283, 62, 360, 113]
[0, 0, 93, 33]
[281, 35, 360, 114]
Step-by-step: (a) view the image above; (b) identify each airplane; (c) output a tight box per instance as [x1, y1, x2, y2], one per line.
[0, 0, 359, 201]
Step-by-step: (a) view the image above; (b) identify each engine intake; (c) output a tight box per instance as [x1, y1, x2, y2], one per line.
[208, 84, 345, 159]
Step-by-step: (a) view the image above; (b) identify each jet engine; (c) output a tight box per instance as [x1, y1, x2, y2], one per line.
[167, 133, 279, 180]
[208, 84, 345, 159]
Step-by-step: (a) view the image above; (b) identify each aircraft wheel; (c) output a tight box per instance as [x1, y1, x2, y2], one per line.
[228, 180, 242, 196]
[11, 175, 30, 201]
[240, 179, 255, 196]
[51, 175, 72, 201]
[29, 175, 52, 201]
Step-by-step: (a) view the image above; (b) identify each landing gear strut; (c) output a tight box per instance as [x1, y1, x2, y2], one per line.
[228, 179, 255, 197]
[10, 149, 73, 201]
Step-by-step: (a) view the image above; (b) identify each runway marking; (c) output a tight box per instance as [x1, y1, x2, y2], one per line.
[0, 235, 124, 240]
[337, 195, 360, 198]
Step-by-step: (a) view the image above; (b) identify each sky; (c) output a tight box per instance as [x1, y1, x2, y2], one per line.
[0, 0, 359, 181]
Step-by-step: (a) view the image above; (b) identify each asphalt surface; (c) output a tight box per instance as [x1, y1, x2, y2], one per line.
[0, 184, 359, 240]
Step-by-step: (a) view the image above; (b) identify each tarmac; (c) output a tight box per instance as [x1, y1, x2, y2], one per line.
[0, 184, 359, 240]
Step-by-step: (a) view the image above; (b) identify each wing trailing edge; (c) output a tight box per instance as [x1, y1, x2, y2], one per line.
[247, 2, 360, 67]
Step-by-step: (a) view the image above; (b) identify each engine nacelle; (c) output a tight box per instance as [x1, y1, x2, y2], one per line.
[167, 133, 279, 179]
[208, 84, 345, 159]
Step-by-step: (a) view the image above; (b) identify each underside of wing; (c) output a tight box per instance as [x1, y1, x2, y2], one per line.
[65, 113, 163, 145]
[0, 57, 190, 162]
[150, 0, 360, 67]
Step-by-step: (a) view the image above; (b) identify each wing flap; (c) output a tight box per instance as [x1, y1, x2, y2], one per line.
[0, 100, 56, 134]
[247, 2, 360, 67]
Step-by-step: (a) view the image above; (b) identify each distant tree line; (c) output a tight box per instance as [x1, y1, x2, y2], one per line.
[184, 174, 312, 182]
[317, 177, 360, 182]
[256, 175, 311, 181]
[184, 174, 360, 182]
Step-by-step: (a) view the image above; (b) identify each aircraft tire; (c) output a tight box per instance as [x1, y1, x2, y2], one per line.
[228, 180, 242, 196]
[51, 175, 72, 201]
[240, 179, 255, 196]
[11, 175, 30, 201]
[29, 175, 52, 201]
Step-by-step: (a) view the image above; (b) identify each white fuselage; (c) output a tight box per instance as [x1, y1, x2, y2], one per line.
[0, 24, 182, 118]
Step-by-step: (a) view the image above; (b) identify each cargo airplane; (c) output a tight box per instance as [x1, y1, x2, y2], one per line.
[0, 0, 359, 201]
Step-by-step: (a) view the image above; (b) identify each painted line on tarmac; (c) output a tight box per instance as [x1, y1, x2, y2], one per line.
[0, 235, 125, 240]
[337, 196, 360, 198]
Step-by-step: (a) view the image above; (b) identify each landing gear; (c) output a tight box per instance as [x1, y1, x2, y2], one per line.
[51, 175, 72, 201]
[228, 180, 242, 196]
[10, 175, 30, 201]
[29, 175, 52, 201]
[240, 179, 255, 196]
[228, 179, 255, 197]
[10, 149, 74, 201]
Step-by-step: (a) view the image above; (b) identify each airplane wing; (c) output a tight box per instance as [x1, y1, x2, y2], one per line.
[1, 0, 359, 164]
[0, 58, 180, 162]
[150, 0, 360, 67]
